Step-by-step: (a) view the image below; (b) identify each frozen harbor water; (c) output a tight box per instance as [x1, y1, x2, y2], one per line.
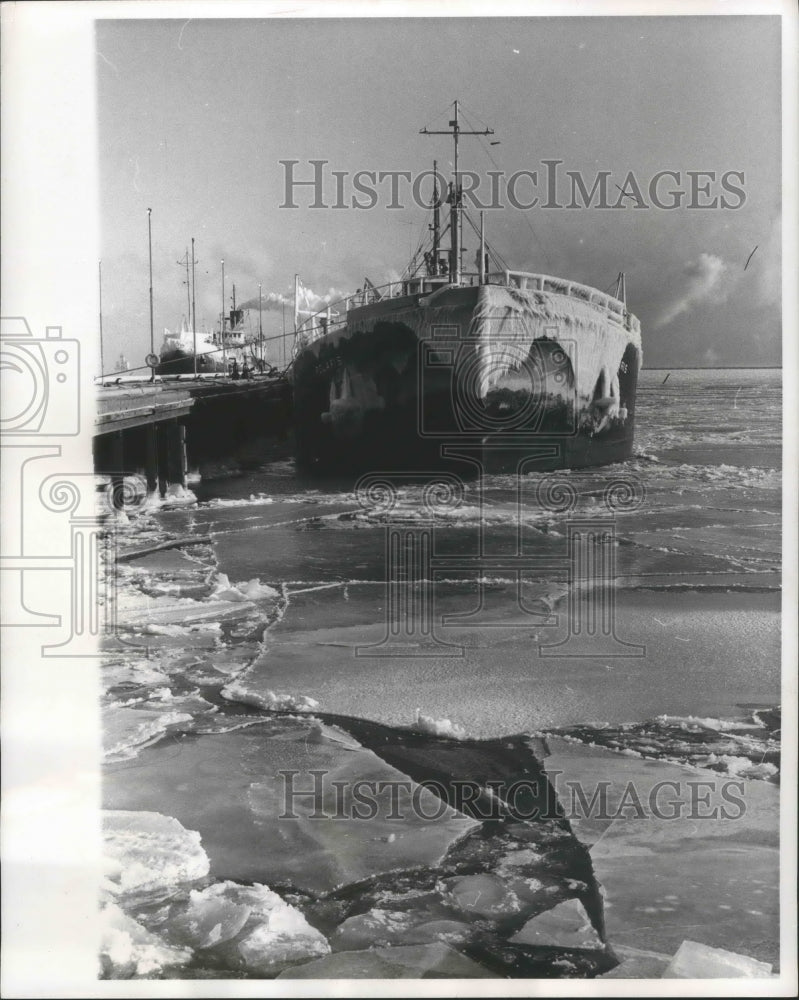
[101, 368, 782, 979]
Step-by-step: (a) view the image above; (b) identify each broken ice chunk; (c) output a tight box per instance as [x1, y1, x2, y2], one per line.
[210, 573, 250, 603]
[444, 873, 522, 918]
[662, 940, 773, 978]
[100, 902, 191, 978]
[601, 945, 672, 978]
[220, 680, 319, 712]
[237, 578, 280, 601]
[330, 910, 415, 951]
[396, 920, 472, 947]
[510, 897, 603, 951]
[228, 882, 329, 972]
[210, 573, 279, 604]
[167, 883, 253, 949]
[103, 707, 193, 761]
[102, 811, 210, 896]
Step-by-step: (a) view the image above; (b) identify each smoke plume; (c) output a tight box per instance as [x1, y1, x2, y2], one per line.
[239, 281, 349, 317]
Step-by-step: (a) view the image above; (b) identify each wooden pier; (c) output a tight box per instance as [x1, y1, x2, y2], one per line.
[93, 375, 292, 503]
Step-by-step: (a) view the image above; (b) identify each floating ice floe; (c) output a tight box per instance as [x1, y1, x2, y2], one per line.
[102, 660, 171, 689]
[100, 901, 191, 978]
[161, 879, 329, 970]
[211, 573, 280, 603]
[237, 578, 281, 601]
[662, 939, 773, 978]
[445, 873, 522, 918]
[330, 909, 472, 952]
[102, 811, 210, 896]
[103, 709, 194, 760]
[655, 713, 755, 733]
[233, 883, 330, 972]
[117, 590, 245, 628]
[712, 755, 778, 780]
[510, 897, 603, 951]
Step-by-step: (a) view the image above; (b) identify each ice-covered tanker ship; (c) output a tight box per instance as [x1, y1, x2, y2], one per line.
[291, 103, 642, 473]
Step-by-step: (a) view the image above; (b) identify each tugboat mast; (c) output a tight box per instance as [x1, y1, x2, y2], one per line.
[420, 100, 493, 284]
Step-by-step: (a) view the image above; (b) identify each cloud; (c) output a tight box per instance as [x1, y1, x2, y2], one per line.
[654, 252, 728, 329]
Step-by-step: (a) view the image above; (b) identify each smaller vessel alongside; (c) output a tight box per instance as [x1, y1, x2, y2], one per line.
[157, 287, 272, 377]
[157, 317, 226, 375]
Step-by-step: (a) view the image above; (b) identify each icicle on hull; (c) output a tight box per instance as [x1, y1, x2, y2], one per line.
[292, 280, 641, 474]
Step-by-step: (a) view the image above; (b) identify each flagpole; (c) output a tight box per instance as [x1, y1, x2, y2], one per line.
[98, 259, 104, 378]
[148, 208, 154, 382]
[191, 237, 197, 377]
[221, 259, 227, 375]
[258, 283, 263, 368]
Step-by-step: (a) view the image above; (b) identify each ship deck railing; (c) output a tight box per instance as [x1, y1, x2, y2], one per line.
[293, 270, 640, 355]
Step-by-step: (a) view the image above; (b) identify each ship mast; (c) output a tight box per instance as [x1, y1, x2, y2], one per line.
[191, 238, 197, 378]
[428, 159, 440, 276]
[420, 100, 493, 284]
[258, 283, 264, 365]
[177, 248, 191, 326]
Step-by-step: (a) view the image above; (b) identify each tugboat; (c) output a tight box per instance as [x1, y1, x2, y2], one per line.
[157, 286, 270, 377]
[290, 102, 642, 474]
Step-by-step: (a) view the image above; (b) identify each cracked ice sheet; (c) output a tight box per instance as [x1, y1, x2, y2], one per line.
[103, 706, 195, 761]
[230, 585, 779, 735]
[624, 526, 781, 568]
[541, 737, 779, 970]
[277, 942, 499, 979]
[104, 716, 477, 894]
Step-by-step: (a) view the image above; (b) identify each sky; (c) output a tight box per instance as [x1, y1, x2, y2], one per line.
[96, 14, 782, 370]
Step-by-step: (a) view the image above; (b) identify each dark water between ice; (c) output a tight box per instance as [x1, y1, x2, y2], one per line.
[157, 368, 781, 737]
[102, 368, 782, 980]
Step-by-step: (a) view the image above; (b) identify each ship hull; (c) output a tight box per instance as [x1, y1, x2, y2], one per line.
[292, 282, 641, 476]
[157, 347, 227, 376]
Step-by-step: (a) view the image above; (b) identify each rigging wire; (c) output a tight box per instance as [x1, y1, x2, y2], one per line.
[418, 99, 461, 139]
[403, 211, 433, 278]
[459, 105, 554, 273]
[462, 209, 510, 273]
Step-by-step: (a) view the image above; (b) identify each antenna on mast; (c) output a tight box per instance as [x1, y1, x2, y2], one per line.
[420, 100, 494, 284]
